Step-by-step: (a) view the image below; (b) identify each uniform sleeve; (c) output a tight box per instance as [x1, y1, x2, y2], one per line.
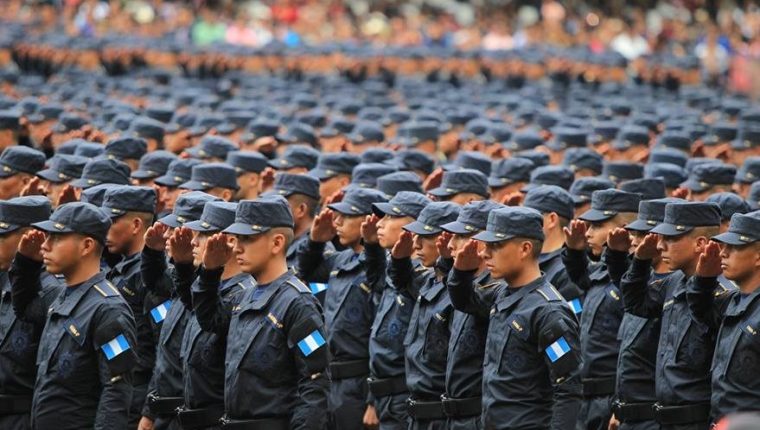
[535, 304, 583, 430]
[285, 296, 329, 430]
[296, 238, 336, 284]
[141, 247, 173, 298]
[389, 256, 414, 295]
[561, 248, 593, 292]
[92, 302, 138, 430]
[686, 275, 735, 330]
[446, 268, 492, 319]
[620, 258, 665, 318]
[435, 257, 454, 279]
[364, 243, 388, 295]
[191, 266, 231, 336]
[172, 261, 197, 310]
[604, 249, 631, 288]
[10, 253, 50, 326]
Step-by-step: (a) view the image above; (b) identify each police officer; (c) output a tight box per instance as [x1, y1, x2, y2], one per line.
[180, 163, 240, 202]
[621, 202, 729, 429]
[70, 158, 132, 191]
[689, 211, 760, 423]
[427, 169, 489, 205]
[226, 150, 269, 201]
[297, 187, 388, 429]
[0, 196, 61, 430]
[130, 150, 178, 188]
[563, 189, 641, 430]
[309, 153, 361, 204]
[139, 191, 220, 430]
[193, 196, 328, 429]
[11, 202, 138, 429]
[177, 200, 251, 430]
[154, 158, 203, 217]
[0, 146, 46, 200]
[449, 206, 582, 428]
[103, 136, 148, 171]
[34, 154, 88, 207]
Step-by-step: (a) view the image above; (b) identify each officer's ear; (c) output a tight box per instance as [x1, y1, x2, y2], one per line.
[79, 235, 100, 258]
[221, 189, 233, 202]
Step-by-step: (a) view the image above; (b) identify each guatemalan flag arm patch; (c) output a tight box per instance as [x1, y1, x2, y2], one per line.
[101, 334, 131, 360]
[568, 298, 582, 315]
[150, 300, 172, 323]
[297, 330, 326, 357]
[545, 336, 571, 363]
[309, 283, 328, 295]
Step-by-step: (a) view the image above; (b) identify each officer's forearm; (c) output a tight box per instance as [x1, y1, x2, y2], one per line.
[389, 256, 414, 293]
[604, 248, 630, 287]
[172, 261, 197, 309]
[447, 268, 489, 318]
[141, 248, 171, 297]
[94, 373, 133, 430]
[364, 243, 387, 292]
[192, 266, 230, 335]
[291, 374, 329, 430]
[9, 253, 45, 324]
[550, 374, 582, 430]
[620, 258, 660, 317]
[296, 238, 328, 282]
[435, 257, 454, 280]
[686, 275, 723, 329]
[561, 248, 592, 291]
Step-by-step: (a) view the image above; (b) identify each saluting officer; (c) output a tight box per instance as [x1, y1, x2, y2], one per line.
[11, 202, 138, 429]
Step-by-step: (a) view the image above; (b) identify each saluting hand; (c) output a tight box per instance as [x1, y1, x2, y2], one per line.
[671, 187, 690, 200]
[18, 230, 46, 262]
[310, 209, 336, 243]
[360, 214, 380, 245]
[144, 222, 169, 251]
[453, 239, 481, 271]
[422, 167, 444, 192]
[436, 231, 453, 259]
[696, 241, 723, 278]
[634, 233, 659, 261]
[56, 184, 78, 206]
[607, 228, 632, 253]
[325, 189, 344, 206]
[563, 219, 588, 251]
[168, 227, 194, 264]
[501, 191, 523, 207]
[20, 177, 46, 197]
[391, 231, 414, 259]
[202, 233, 233, 270]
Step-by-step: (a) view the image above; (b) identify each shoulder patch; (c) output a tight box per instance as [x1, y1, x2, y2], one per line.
[93, 283, 120, 297]
[536, 285, 563, 302]
[287, 279, 310, 294]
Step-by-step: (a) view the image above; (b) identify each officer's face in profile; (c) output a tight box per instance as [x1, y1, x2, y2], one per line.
[719, 242, 760, 284]
[412, 234, 439, 268]
[106, 216, 140, 256]
[232, 230, 288, 275]
[585, 220, 616, 257]
[630, 230, 660, 263]
[657, 233, 702, 272]
[376, 215, 413, 249]
[39, 180, 67, 208]
[41, 233, 95, 275]
[190, 230, 212, 267]
[0, 229, 24, 271]
[480, 239, 531, 281]
[332, 212, 363, 247]
[448, 233, 475, 256]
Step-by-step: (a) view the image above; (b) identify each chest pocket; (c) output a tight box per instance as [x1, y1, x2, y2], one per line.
[2, 318, 40, 367]
[45, 317, 96, 394]
[237, 315, 292, 385]
[727, 316, 760, 380]
[499, 315, 532, 373]
[187, 326, 226, 369]
[423, 304, 453, 363]
[334, 275, 373, 328]
[674, 309, 712, 371]
[619, 314, 658, 360]
[374, 292, 411, 344]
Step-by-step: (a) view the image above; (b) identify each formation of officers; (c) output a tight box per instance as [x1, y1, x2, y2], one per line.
[3, 44, 760, 430]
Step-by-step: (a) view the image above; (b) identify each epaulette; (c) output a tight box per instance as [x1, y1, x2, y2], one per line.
[287, 279, 310, 294]
[716, 280, 735, 296]
[93, 281, 120, 297]
[478, 281, 500, 290]
[324, 250, 336, 257]
[536, 284, 563, 302]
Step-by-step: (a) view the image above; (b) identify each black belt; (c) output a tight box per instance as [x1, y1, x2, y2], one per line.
[582, 377, 616, 397]
[407, 398, 446, 420]
[146, 393, 184, 416]
[367, 376, 407, 397]
[653, 403, 711, 425]
[0, 394, 32, 414]
[176, 405, 225, 429]
[220, 416, 289, 430]
[329, 359, 369, 380]
[612, 401, 655, 422]
[441, 395, 481, 418]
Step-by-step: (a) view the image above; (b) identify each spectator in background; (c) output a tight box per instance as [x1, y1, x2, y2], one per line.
[696, 24, 731, 87]
[226, 12, 257, 47]
[192, 6, 226, 46]
[482, 20, 514, 51]
[611, 18, 650, 60]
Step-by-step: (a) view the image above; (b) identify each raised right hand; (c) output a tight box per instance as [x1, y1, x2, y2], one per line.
[453, 239, 482, 271]
[563, 219, 588, 251]
[18, 230, 46, 262]
[360, 214, 380, 245]
[634, 233, 660, 260]
[144, 222, 169, 251]
[310, 209, 336, 243]
[167, 227, 194, 264]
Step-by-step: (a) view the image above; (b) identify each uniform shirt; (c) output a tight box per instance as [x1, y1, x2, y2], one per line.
[296, 242, 374, 363]
[539, 247, 583, 310]
[688, 276, 760, 420]
[449, 274, 582, 429]
[621, 258, 733, 405]
[192, 268, 327, 429]
[10, 254, 138, 430]
[287, 230, 334, 277]
[183, 271, 251, 409]
[563, 248, 624, 381]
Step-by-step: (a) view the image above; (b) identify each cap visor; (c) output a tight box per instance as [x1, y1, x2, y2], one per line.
[520, 183, 540, 193]
[179, 180, 209, 191]
[427, 187, 455, 198]
[650, 223, 692, 236]
[488, 177, 514, 188]
[403, 221, 440, 236]
[0, 224, 22, 234]
[307, 168, 332, 181]
[680, 179, 706, 192]
[131, 170, 158, 179]
[223, 223, 270, 236]
[625, 219, 656, 232]
[184, 220, 220, 232]
[36, 169, 66, 183]
[154, 175, 180, 187]
[32, 220, 75, 234]
[157, 214, 182, 228]
[268, 159, 292, 169]
[372, 202, 407, 218]
[578, 209, 616, 222]
[327, 202, 368, 216]
[711, 232, 750, 246]
[572, 195, 590, 205]
[69, 178, 96, 189]
[472, 230, 514, 243]
[440, 221, 477, 235]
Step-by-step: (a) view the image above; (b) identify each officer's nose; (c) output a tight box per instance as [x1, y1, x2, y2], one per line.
[656, 236, 666, 252]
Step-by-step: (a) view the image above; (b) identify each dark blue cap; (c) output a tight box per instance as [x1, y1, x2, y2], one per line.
[580, 189, 642, 222]
[347, 122, 385, 144]
[649, 147, 688, 167]
[445, 151, 492, 176]
[482, 123, 513, 145]
[0, 111, 20, 130]
[351, 163, 397, 188]
[372, 191, 431, 218]
[0, 146, 46, 177]
[735, 157, 760, 184]
[241, 119, 280, 143]
[33, 202, 112, 245]
[0, 196, 52, 233]
[361, 148, 395, 164]
[732, 127, 760, 150]
[70, 158, 131, 189]
[750, 182, 760, 210]
[523, 185, 575, 221]
[226, 151, 268, 174]
[713, 211, 760, 245]
[269, 145, 320, 170]
[159, 191, 221, 228]
[309, 153, 361, 180]
[37, 154, 88, 183]
[394, 121, 440, 146]
[154, 159, 202, 188]
[515, 150, 550, 167]
[224, 196, 295, 236]
[320, 117, 355, 138]
[52, 113, 88, 134]
[376, 171, 424, 197]
[589, 121, 621, 144]
[28, 104, 64, 124]
[504, 131, 544, 151]
[569, 177, 616, 205]
[546, 127, 588, 151]
[645, 162, 688, 189]
[328, 188, 388, 216]
[429, 169, 489, 199]
[56, 139, 89, 156]
[73, 142, 106, 158]
[473, 206, 545, 243]
[563, 148, 603, 174]
[392, 149, 435, 175]
[626, 197, 684, 232]
[105, 136, 147, 160]
[620, 178, 666, 200]
[266, 173, 320, 200]
[612, 125, 650, 150]
[80, 184, 118, 207]
[681, 163, 737, 192]
[651, 202, 721, 236]
[602, 162, 644, 184]
[128, 117, 165, 141]
[102, 186, 157, 217]
[489, 157, 534, 188]
[523, 166, 575, 191]
[185, 201, 238, 232]
[705, 192, 750, 222]
[131, 150, 177, 179]
[656, 131, 692, 152]
[440, 200, 505, 235]
[180, 163, 239, 191]
[704, 122, 737, 145]
[187, 136, 238, 160]
[277, 123, 317, 146]
[685, 157, 722, 174]
[404, 202, 460, 236]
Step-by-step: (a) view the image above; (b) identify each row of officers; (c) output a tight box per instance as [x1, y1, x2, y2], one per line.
[0, 181, 759, 430]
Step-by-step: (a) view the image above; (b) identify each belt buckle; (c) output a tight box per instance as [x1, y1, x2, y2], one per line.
[220, 415, 230, 426]
[653, 403, 663, 414]
[147, 392, 158, 403]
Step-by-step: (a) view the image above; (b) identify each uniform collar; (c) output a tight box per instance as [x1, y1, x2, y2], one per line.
[287, 232, 308, 258]
[242, 270, 293, 311]
[726, 285, 760, 317]
[53, 271, 108, 317]
[111, 252, 140, 276]
[221, 272, 254, 293]
[495, 275, 545, 313]
[420, 276, 446, 302]
[538, 247, 563, 265]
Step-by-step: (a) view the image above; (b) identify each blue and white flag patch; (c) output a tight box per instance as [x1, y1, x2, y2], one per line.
[150, 300, 172, 323]
[297, 330, 326, 356]
[309, 283, 328, 295]
[568, 298, 583, 315]
[101, 334, 131, 361]
[545, 337, 571, 363]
